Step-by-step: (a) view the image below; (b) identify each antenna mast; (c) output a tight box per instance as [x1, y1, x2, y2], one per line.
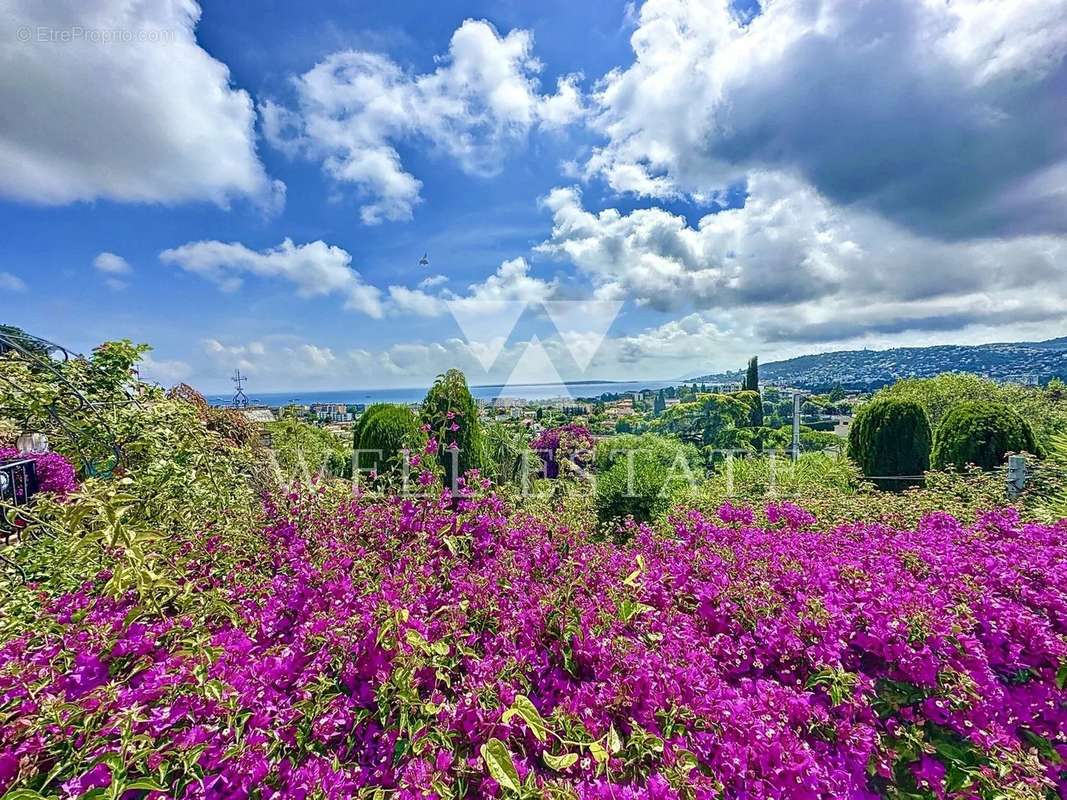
[231, 369, 249, 408]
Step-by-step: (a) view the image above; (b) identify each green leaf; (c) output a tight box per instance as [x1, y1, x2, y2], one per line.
[119, 780, 167, 792]
[606, 725, 623, 755]
[480, 738, 521, 793]
[2, 791, 55, 800]
[588, 740, 608, 764]
[542, 751, 578, 771]
[501, 694, 549, 741]
[1056, 662, 1067, 690]
[404, 629, 430, 654]
[1021, 728, 1063, 765]
[675, 749, 699, 773]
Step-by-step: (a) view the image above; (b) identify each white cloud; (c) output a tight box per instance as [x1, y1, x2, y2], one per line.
[0, 272, 27, 292]
[536, 172, 1067, 340]
[93, 252, 131, 274]
[387, 256, 556, 318]
[418, 274, 448, 289]
[263, 19, 583, 223]
[387, 284, 443, 317]
[139, 352, 192, 385]
[160, 238, 384, 317]
[452, 257, 556, 305]
[0, 0, 281, 209]
[585, 0, 1067, 237]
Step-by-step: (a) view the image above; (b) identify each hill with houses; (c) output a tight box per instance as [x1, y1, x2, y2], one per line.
[691, 337, 1067, 390]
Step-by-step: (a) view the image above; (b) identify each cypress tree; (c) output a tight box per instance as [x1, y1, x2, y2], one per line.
[744, 356, 759, 392]
[742, 357, 764, 426]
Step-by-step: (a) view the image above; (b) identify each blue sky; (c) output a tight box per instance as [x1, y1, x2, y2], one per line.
[2, 0, 1066, 391]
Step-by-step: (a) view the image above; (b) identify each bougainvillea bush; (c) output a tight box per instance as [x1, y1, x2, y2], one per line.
[0, 448, 77, 497]
[2, 478, 1065, 798]
[532, 425, 595, 479]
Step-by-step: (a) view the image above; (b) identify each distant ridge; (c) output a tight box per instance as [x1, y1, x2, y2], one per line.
[689, 336, 1067, 390]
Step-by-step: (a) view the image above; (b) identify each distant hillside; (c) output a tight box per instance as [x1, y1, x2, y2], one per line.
[690, 337, 1067, 390]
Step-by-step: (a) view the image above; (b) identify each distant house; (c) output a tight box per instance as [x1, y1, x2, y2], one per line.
[240, 407, 275, 424]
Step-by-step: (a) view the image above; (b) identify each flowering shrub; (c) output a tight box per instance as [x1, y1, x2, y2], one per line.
[0, 447, 77, 496]
[1, 484, 1065, 798]
[532, 424, 594, 479]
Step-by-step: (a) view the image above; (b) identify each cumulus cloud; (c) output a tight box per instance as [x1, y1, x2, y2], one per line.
[160, 238, 384, 317]
[388, 256, 556, 318]
[139, 352, 192, 385]
[0, 272, 27, 292]
[586, 0, 1067, 237]
[536, 172, 1067, 341]
[0, 0, 281, 209]
[262, 19, 584, 223]
[198, 334, 501, 390]
[93, 252, 131, 274]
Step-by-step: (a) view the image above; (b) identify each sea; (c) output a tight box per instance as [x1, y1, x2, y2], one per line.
[206, 379, 684, 408]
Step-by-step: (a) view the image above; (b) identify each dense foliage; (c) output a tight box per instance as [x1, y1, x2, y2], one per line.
[847, 398, 932, 490]
[931, 401, 1039, 471]
[352, 403, 424, 483]
[479, 422, 535, 489]
[0, 340, 265, 609]
[267, 416, 351, 481]
[2, 485, 1066, 798]
[532, 425, 594, 480]
[879, 374, 1067, 450]
[3, 341, 1067, 799]
[1033, 431, 1067, 522]
[740, 358, 764, 427]
[594, 434, 702, 527]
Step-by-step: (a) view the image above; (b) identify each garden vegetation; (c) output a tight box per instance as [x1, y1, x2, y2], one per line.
[0, 340, 1065, 799]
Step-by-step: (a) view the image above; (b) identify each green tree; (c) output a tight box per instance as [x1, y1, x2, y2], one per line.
[352, 403, 423, 481]
[847, 398, 931, 490]
[931, 401, 1038, 471]
[653, 389, 667, 415]
[877, 373, 1067, 449]
[733, 389, 764, 428]
[268, 417, 350, 481]
[739, 357, 764, 425]
[594, 433, 702, 530]
[654, 393, 749, 448]
[421, 369, 484, 489]
[479, 421, 534, 488]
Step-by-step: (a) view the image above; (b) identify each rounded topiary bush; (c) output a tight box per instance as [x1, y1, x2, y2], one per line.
[931, 401, 1037, 471]
[353, 403, 423, 478]
[847, 397, 931, 490]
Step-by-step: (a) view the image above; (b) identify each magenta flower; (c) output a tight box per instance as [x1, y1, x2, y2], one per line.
[0, 447, 77, 496]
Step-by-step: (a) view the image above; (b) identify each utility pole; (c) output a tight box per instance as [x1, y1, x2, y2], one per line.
[791, 391, 803, 462]
[1007, 454, 1028, 497]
